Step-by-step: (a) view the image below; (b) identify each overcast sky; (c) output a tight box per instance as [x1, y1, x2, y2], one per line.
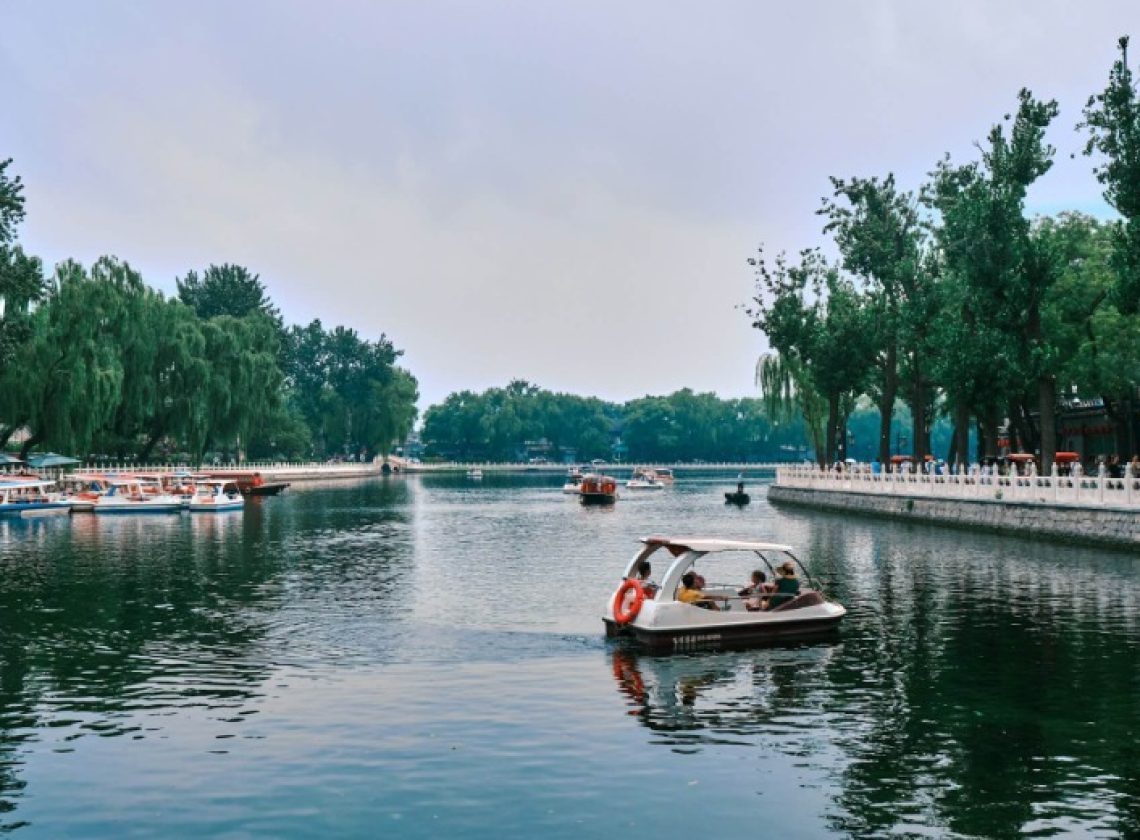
[0, 2, 1130, 408]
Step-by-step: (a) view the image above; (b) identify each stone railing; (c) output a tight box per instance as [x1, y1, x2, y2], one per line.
[775, 465, 1140, 509]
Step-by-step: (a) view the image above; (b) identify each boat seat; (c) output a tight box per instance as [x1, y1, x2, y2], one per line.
[771, 591, 825, 612]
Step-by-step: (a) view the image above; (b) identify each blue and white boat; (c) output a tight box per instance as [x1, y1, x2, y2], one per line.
[0, 479, 72, 517]
[188, 480, 244, 512]
[92, 479, 184, 514]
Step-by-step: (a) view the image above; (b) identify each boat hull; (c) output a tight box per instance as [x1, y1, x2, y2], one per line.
[603, 613, 842, 652]
[0, 502, 72, 518]
[580, 492, 617, 505]
[93, 502, 184, 514]
[724, 492, 750, 505]
[245, 482, 289, 496]
[188, 501, 244, 512]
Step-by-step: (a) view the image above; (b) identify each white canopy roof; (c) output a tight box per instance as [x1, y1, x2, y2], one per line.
[640, 536, 794, 554]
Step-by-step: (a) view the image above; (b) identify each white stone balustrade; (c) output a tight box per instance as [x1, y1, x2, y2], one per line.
[775, 463, 1140, 509]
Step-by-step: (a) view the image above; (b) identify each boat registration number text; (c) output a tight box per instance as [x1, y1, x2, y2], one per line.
[672, 633, 722, 651]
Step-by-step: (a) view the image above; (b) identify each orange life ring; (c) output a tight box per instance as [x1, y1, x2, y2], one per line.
[612, 579, 646, 624]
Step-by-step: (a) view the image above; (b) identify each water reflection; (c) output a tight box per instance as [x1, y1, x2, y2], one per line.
[0, 479, 414, 832]
[2, 476, 1139, 836]
[610, 645, 837, 747]
[609, 510, 1140, 838]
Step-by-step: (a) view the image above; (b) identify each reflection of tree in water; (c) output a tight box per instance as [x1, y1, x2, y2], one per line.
[0, 478, 413, 831]
[802, 522, 1140, 838]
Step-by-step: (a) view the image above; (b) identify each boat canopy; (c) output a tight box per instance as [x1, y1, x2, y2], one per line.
[639, 536, 794, 555]
[0, 479, 55, 490]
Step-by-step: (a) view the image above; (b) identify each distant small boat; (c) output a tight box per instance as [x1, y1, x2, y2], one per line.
[563, 468, 583, 494]
[725, 483, 750, 505]
[580, 473, 618, 504]
[627, 467, 665, 490]
[467, 469, 484, 480]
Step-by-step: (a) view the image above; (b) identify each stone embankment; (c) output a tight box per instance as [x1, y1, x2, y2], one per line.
[768, 484, 1140, 551]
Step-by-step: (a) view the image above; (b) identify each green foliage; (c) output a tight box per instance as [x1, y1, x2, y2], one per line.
[1081, 36, 1140, 314]
[4, 260, 126, 458]
[177, 263, 281, 322]
[0, 159, 47, 381]
[746, 248, 874, 463]
[421, 383, 806, 463]
[281, 320, 418, 459]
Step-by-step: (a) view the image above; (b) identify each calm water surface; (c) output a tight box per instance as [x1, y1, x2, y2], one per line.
[1, 474, 1138, 838]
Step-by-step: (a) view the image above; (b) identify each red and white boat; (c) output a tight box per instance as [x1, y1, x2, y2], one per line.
[603, 536, 846, 652]
[579, 473, 618, 504]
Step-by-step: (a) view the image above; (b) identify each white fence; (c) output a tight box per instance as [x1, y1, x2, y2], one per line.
[776, 465, 1140, 510]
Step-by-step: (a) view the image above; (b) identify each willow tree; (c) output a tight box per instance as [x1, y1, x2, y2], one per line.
[748, 248, 872, 465]
[189, 314, 282, 463]
[755, 353, 825, 460]
[136, 300, 209, 461]
[5, 260, 125, 459]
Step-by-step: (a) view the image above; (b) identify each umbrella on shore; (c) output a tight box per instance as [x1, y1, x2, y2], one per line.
[26, 453, 81, 469]
[0, 453, 24, 465]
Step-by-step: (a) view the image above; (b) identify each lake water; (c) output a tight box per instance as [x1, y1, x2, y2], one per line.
[1, 473, 1138, 838]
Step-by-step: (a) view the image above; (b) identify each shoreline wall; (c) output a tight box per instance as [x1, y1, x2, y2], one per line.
[767, 485, 1140, 551]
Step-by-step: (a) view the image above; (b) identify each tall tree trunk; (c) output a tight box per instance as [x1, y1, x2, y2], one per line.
[954, 399, 970, 468]
[1038, 375, 1056, 473]
[825, 391, 839, 467]
[877, 346, 897, 464]
[982, 404, 999, 460]
[1009, 397, 1031, 454]
[910, 361, 926, 463]
[947, 424, 958, 465]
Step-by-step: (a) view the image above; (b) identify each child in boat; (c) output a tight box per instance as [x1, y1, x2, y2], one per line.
[636, 560, 659, 599]
[738, 569, 773, 611]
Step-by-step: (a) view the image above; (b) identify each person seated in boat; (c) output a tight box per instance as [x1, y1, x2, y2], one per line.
[738, 569, 773, 611]
[677, 571, 727, 610]
[766, 562, 801, 610]
[636, 560, 659, 599]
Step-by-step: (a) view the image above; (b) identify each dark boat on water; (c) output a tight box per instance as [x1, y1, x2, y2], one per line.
[724, 482, 749, 505]
[208, 472, 290, 496]
[245, 481, 290, 496]
[579, 473, 618, 505]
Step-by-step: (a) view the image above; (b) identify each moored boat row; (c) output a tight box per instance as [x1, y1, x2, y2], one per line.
[0, 473, 256, 517]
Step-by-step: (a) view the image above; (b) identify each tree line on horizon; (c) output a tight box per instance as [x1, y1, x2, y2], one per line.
[0, 164, 418, 463]
[420, 380, 816, 463]
[748, 37, 1140, 471]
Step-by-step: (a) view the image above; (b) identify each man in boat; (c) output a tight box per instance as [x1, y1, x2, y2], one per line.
[678, 571, 728, 611]
[738, 569, 774, 611]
